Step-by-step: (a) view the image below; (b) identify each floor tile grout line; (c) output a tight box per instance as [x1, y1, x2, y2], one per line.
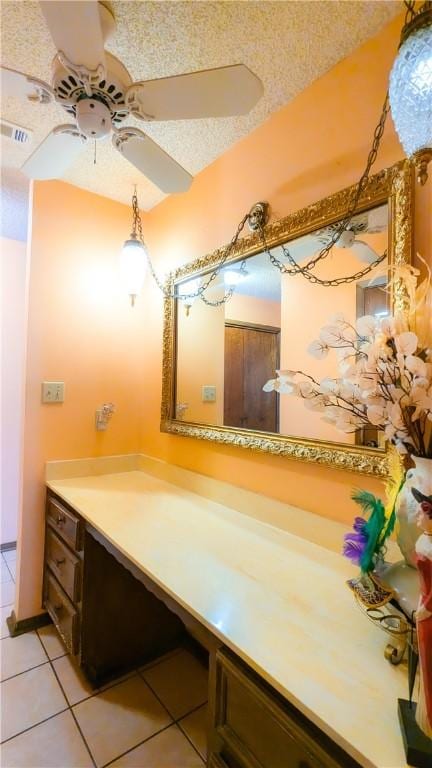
[101, 722, 176, 768]
[135, 668, 208, 762]
[35, 627, 98, 768]
[0, 658, 51, 684]
[177, 700, 208, 724]
[136, 665, 208, 762]
[137, 667, 207, 726]
[0, 707, 70, 745]
[2, 629, 207, 765]
[137, 669, 179, 721]
[176, 718, 207, 764]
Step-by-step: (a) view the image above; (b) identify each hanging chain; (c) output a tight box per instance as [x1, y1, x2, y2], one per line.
[265, 92, 390, 283]
[132, 188, 250, 303]
[130, 88, 392, 297]
[404, 0, 417, 24]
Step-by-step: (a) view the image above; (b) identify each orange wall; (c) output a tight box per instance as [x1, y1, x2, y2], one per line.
[16, 13, 432, 621]
[139, 14, 418, 524]
[226, 293, 281, 328]
[177, 295, 225, 424]
[16, 181, 146, 620]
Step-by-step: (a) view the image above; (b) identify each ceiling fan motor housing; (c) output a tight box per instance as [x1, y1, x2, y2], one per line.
[76, 97, 112, 139]
[51, 52, 132, 130]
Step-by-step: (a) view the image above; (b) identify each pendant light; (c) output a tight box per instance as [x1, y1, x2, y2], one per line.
[119, 189, 148, 306]
[389, 2, 432, 184]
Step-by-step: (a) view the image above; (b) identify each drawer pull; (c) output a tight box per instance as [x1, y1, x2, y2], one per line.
[54, 557, 66, 566]
[56, 514, 66, 526]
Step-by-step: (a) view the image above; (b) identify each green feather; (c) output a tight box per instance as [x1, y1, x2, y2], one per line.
[351, 489, 386, 573]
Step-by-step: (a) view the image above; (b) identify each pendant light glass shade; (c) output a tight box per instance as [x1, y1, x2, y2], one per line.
[119, 236, 148, 304]
[389, 20, 432, 158]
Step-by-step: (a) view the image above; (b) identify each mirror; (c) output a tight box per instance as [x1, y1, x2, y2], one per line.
[162, 161, 413, 476]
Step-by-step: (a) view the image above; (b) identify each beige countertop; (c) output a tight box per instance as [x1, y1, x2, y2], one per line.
[47, 469, 408, 768]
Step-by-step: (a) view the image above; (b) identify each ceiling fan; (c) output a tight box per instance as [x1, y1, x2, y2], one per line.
[1, 0, 263, 193]
[315, 206, 388, 264]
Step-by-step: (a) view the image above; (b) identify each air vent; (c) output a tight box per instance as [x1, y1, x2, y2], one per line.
[1, 119, 32, 145]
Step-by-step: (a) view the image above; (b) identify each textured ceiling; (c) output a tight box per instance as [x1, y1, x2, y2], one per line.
[0, 167, 29, 241]
[1, 1, 401, 210]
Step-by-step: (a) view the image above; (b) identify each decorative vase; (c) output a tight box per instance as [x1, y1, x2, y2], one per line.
[378, 457, 432, 618]
[396, 457, 432, 567]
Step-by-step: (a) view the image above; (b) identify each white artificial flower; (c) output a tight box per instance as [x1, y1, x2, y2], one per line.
[298, 380, 316, 398]
[405, 355, 427, 378]
[367, 405, 386, 426]
[276, 369, 297, 380]
[384, 424, 397, 440]
[335, 412, 363, 432]
[263, 379, 277, 392]
[356, 315, 377, 337]
[318, 325, 349, 347]
[410, 386, 432, 420]
[329, 312, 349, 327]
[307, 339, 329, 359]
[379, 316, 395, 338]
[395, 332, 418, 356]
[279, 380, 298, 395]
[304, 395, 327, 412]
[319, 377, 340, 395]
[263, 377, 296, 395]
[389, 402, 405, 430]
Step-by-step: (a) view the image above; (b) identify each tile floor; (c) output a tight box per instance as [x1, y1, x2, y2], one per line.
[0, 547, 208, 767]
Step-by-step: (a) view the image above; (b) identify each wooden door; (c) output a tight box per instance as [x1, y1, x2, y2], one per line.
[356, 283, 388, 447]
[224, 323, 280, 432]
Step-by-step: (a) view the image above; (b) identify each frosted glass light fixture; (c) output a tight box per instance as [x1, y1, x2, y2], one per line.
[389, 5, 432, 184]
[119, 233, 148, 306]
[178, 277, 201, 316]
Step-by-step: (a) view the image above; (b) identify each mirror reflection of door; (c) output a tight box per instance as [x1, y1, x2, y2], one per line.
[356, 279, 388, 448]
[224, 321, 280, 432]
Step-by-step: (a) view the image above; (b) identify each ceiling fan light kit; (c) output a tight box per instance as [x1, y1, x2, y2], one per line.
[1, 0, 264, 193]
[2, 1, 431, 307]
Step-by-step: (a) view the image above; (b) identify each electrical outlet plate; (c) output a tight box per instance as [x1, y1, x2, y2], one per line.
[42, 381, 65, 403]
[202, 385, 216, 403]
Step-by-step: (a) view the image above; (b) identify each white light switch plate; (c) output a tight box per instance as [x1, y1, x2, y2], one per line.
[202, 385, 216, 402]
[42, 381, 65, 403]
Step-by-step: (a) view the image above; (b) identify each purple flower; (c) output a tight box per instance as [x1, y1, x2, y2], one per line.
[343, 530, 368, 565]
[353, 516, 367, 533]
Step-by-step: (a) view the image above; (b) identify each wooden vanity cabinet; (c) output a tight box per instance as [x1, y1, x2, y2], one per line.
[209, 650, 360, 768]
[43, 490, 361, 768]
[43, 491, 185, 686]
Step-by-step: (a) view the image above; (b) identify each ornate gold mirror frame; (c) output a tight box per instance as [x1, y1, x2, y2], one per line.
[161, 160, 413, 476]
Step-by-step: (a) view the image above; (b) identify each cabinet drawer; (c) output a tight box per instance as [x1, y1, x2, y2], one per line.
[44, 571, 80, 655]
[46, 527, 81, 603]
[47, 496, 82, 551]
[214, 651, 354, 768]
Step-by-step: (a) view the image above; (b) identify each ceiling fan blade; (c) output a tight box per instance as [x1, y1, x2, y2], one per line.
[1, 65, 53, 102]
[40, 1, 106, 72]
[126, 64, 263, 121]
[113, 127, 192, 193]
[351, 240, 380, 264]
[22, 125, 86, 180]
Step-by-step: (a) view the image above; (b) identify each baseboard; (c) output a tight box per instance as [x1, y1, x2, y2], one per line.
[1, 541, 17, 552]
[6, 609, 51, 637]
